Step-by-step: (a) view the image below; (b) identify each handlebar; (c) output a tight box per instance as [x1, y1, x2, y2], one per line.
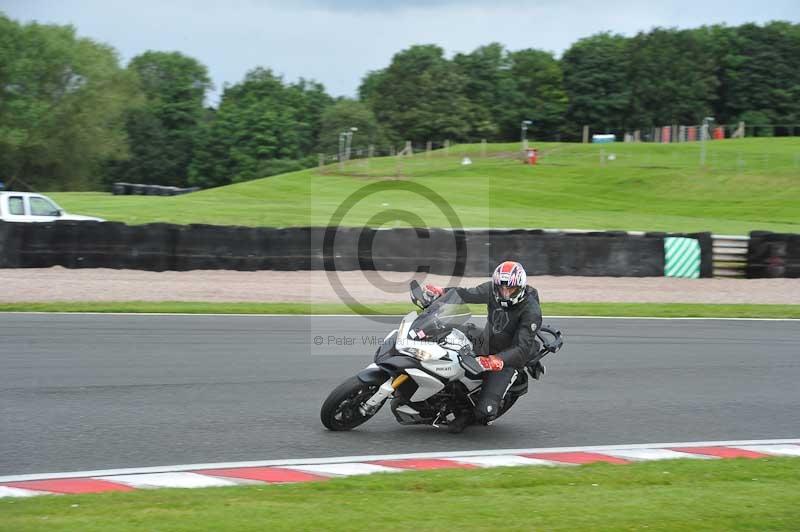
[458, 348, 485, 376]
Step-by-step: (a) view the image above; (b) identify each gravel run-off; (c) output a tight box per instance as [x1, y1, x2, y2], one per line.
[2, 267, 798, 305]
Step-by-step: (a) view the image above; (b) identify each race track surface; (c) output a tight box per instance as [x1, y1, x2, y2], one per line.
[1, 314, 798, 475]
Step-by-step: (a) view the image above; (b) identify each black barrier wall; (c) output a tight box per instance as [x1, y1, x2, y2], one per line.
[468, 230, 665, 277]
[0, 221, 717, 277]
[747, 231, 800, 278]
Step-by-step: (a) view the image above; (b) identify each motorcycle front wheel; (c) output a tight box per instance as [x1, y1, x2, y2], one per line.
[320, 376, 384, 431]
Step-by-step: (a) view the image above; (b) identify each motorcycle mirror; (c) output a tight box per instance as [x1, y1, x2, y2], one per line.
[409, 280, 426, 309]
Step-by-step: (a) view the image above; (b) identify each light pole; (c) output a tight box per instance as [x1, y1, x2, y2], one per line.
[345, 127, 358, 161]
[701, 116, 714, 167]
[338, 131, 347, 171]
[521, 120, 532, 151]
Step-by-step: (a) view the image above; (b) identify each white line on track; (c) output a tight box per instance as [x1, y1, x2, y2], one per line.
[2, 439, 797, 483]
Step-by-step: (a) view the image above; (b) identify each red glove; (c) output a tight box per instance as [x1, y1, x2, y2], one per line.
[477, 355, 504, 372]
[424, 284, 443, 298]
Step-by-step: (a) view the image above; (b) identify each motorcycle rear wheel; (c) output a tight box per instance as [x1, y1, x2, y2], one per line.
[320, 376, 383, 431]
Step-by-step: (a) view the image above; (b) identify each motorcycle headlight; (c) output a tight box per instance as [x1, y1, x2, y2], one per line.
[401, 347, 434, 361]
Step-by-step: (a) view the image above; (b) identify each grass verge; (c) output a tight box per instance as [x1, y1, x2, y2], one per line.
[49, 138, 800, 234]
[2, 458, 798, 531]
[0, 302, 798, 318]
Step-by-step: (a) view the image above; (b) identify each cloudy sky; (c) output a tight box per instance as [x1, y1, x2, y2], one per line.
[2, 0, 798, 104]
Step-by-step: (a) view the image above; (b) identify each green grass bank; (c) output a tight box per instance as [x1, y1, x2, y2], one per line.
[50, 138, 800, 235]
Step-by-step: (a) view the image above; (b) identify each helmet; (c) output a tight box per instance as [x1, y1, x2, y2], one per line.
[492, 261, 527, 308]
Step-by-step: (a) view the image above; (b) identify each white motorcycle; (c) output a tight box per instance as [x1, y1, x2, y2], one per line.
[320, 281, 563, 431]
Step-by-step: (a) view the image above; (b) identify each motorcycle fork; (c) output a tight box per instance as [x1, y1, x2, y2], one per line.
[360, 374, 408, 415]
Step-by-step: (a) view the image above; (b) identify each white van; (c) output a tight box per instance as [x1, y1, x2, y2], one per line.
[0, 192, 105, 222]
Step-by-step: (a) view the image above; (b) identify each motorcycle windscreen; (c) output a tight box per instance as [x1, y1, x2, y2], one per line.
[406, 291, 471, 342]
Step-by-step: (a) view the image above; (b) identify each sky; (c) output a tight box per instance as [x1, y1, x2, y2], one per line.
[2, 0, 798, 105]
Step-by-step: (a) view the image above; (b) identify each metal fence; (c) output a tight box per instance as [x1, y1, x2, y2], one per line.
[582, 123, 800, 143]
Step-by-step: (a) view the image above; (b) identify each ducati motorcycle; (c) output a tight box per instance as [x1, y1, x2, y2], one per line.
[320, 281, 564, 431]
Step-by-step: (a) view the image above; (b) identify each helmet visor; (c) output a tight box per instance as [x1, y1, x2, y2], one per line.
[497, 285, 522, 300]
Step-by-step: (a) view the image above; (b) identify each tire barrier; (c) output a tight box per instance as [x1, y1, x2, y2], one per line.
[272, 227, 315, 270]
[330, 227, 466, 275]
[173, 224, 268, 271]
[747, 231, 800, 278]
[690, 232, 714, 279]
[111, 183, 200, 196]
[0, 222, 717, 277]
[462, 230, 666, 277]
[15, 221, 129, 269]
[127, 223, 179, 271]
[0, 221, 23, 268]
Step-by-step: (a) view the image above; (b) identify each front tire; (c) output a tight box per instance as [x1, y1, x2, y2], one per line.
[320, 376, 384, 431]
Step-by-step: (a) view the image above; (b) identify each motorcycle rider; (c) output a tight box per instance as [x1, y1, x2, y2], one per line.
[422, 260, 543, 432]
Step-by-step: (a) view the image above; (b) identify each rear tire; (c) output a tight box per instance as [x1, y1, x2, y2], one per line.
[320, 376, 383, 431]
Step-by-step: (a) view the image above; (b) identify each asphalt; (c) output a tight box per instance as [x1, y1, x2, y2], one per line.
[1, 313, 798, 476]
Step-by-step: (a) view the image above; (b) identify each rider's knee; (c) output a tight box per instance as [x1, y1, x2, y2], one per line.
[474, 397, 500, 423]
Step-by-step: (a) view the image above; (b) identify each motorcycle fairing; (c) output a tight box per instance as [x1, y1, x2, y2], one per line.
[374, 330, 399, 363]
[357, 364, 390, 385]
[405, 368, 445, 401]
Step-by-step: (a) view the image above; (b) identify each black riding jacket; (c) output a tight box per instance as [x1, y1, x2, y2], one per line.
[446, 282, 543, 369]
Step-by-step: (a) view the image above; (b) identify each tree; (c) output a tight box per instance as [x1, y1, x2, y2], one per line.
[0, 15, 139, 190]
[357, 69, 387, 110]
[452, 43, 515, 139]
[710, 22, 800, 125]
[188, 68, 332, 188]
[367, 43, 567, 143]
[359, 45, 476, 144]
[106, 51, 211, 187]
[626, 28, 718, 127]
[506, 49, 568, 140]
[285, 78, 333, 156]
[561, 33, 630, 134]
[317, 99, 387, 154]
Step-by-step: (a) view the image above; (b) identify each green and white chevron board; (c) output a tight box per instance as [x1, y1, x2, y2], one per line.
[664, 237, 701, 278]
